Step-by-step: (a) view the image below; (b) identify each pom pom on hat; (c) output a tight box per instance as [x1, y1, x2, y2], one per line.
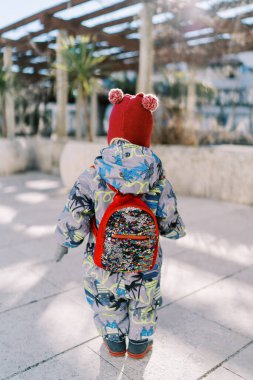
[142, 94, 159, 112]
[108, 88, 124, 104]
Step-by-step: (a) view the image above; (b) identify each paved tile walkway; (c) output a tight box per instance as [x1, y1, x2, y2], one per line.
[0, 172, 252, 380]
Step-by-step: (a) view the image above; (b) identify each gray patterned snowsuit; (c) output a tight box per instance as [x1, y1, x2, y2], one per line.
[55, 140, 186, 342]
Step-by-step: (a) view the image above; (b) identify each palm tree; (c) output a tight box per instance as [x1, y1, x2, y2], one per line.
[57, 35, 106, 141]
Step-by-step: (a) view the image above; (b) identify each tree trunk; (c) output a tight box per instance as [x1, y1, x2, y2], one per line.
[83, 95, 93, 142]
[3, 46, 15, 139]
[91, 90, 98, 139]
[1, 99, 7, 137]
[76, 83, 83, 140]
[250, 106, 253, 134]
[186, 66, 196, 130]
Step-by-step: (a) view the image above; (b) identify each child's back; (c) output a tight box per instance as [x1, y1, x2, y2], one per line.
[55, 89, 186, 359]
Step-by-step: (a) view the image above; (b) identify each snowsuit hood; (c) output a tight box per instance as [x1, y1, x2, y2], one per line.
[94, 141, 163, 194]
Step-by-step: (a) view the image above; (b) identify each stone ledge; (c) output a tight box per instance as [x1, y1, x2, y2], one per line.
[0, 138, 31, 175]
[1, 138, 252, 205]
[0, 136, 66, 176]
[60, 142, 253, 205]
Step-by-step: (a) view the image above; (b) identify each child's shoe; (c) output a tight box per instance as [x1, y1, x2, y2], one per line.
[127, 339, 153, 359]
[103, 338, 126, 357]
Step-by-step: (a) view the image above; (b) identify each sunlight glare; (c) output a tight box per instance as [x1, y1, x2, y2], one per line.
[0, 205, 17, 224]
[25, 179, 60, 190]
[25, 225, 55, 237]
[15, 192, 48, 204]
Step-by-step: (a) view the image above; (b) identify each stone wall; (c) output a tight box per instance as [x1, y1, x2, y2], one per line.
[32, 136, 66, 174]
[60, 142, 253, 206]
[156, 145, 253, 205]
[0, 136, 65, 176]
[1, 138, 252, 205]
[0, 138, 31, 175]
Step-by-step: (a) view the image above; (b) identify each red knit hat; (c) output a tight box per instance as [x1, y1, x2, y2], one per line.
[107, 88, 159, 148]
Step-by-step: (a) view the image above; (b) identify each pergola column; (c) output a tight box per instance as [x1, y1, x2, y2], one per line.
[56, 30, 68, 138]
[137, 0, 154, 94]
[3, 46, 15, 139]
[91, 89, 98, 140]
[186, 65, 197, 129]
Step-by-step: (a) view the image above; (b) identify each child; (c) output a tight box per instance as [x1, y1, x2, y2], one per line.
[55, 89, 186, 359]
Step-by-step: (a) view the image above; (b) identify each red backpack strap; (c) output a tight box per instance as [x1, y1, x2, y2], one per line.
[91, 183, 118, 239]
[107, 183, 119, 193]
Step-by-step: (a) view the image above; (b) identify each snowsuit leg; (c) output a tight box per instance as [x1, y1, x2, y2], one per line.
[83, 274, 161, 342]
[82, 240, 163, 342]
[128, 299, 157, 341]
[83, 278, 129, 341]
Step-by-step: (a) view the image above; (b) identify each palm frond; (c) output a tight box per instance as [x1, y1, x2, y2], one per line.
[54, 35, 107, 96]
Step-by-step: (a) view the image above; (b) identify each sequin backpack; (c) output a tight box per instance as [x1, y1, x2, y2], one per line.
[92, 184, 159, 273]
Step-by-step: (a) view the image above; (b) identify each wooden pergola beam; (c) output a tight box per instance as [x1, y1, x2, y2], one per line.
[18, 26, 55, 44]
[73, 0, 140, 24]
[155, 38, 253, 66]
[207, 0, 253, 14]
[0, 35, 51, 54]
[19, 72, 46, 81]
[18, 61, 48, 70]
[40, 13, 138, 50]
[102, 61, 138, 72]
[0, 0, 90, 34]
[92, 15, 136, 31]
[1, 0, 252, 84]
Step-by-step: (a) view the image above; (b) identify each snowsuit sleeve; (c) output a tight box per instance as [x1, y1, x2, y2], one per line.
[55, 169, 95, 248]
[156, 178, 186, 239]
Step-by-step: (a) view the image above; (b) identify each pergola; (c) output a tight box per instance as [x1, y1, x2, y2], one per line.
[1, 0, 253, 137]
[1, 0, 253, 77]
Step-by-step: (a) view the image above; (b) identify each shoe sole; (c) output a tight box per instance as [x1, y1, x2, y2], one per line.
[104, 341, 126, 357]
[127, 343, 153, 359]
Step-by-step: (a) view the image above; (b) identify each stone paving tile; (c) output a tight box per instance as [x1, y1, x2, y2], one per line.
[176, 230, 253, 269]
[177, 195, 250, 228]
[0, 262, 59, 313]
[160, 242, 253, 306]
[60, 287, 87, 308]
[0, 237, 56, 267]
[205, 367, 247, 379]
[178, 266, 253, 339]
[161, 249, 222, 305]
[160, 236, 188, 257]
[179, 195, 253, 246]
[87, 304, 249, 380]
[223, 342, 253, 380]
[0, 175, 63, 253]
[23, 237, 251, 310]
[1, 172, 252, 380]
[28, 251, 84, 291]
[0, 292, 96, 379]
[8, 238, 89, 292]
[9, 344, 130, 380]
[187, 212, 252, 247]
[0, 218, 87, 269]
[0, 226, 32, 250]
